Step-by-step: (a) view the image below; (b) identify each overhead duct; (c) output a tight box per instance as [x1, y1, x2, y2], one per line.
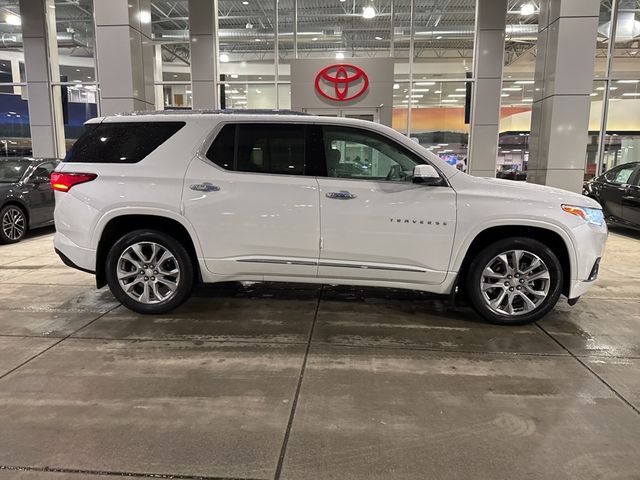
[0, 32, 88, 49]
[154, 24, 539, 44]
[598, 11, 640, 41]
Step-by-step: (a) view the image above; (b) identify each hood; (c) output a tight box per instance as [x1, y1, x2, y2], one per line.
[456, 175, 601, 208]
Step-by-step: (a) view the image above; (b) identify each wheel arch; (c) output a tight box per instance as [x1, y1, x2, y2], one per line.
[455, 224, 574, 297]
[95, 214, 201, 288]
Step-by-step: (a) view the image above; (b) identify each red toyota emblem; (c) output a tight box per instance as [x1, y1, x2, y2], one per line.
[314, 64, 369, 101]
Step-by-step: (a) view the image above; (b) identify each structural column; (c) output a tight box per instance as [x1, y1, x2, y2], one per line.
[527, 0, 600, 192]
[20, 0, 65, 158]
[467, 0, 508, 177]
[188, 0, 219, 109]
[94, 0, 155, 115]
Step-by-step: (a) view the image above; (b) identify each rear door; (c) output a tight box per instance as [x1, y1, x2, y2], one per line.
[315, 124, 456, 285]
[598, 164, 637, 219]
[183, 122, 321, 278]
[621, 166, 640, 228]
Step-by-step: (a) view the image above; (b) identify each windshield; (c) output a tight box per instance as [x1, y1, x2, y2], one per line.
[0, 161, 29, 183]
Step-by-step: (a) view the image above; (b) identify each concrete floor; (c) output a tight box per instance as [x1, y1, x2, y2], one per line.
[0, 227, 639, 480]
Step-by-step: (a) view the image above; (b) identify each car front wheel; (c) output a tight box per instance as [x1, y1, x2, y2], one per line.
[0, 205, 27, 244]
[105, 230, 194, 314]
[465, 237, 563, 325]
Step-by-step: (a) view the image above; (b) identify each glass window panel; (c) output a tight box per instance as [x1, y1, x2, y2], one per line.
[594, 0, 613, 78]
[52, 84, 99, 153]
[585, 80, 607, 179]
[502, 2, 538, 80]
[610, 0, 640, 78]
[151, 1, 191, 82]
[603, 79, 640, 171]
[0, 0, 26, 83]
[278, 0, 293, 80]
[162, 84, 192, 109]
[53, 0, 96, 81]
[498, 79, 535, 178]
[392, 81, 409, 134]
[0, 85, 30, 157]
[412, 0, 475, 78]
[409, 81, 469, 169]
[278, 84, 291, 109]
[218, 0, 276, 82]
[222, 83, 276, 109]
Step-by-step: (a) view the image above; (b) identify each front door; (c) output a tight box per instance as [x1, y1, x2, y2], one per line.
[183, 122, 321, 278]
[315, 124, 456, 285]
[24, 161, 57, 226]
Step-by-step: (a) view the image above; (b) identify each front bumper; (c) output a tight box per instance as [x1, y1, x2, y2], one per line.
[567, 223, 607, 300]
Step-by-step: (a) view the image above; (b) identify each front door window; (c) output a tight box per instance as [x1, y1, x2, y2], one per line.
[321, 125, 423, 182]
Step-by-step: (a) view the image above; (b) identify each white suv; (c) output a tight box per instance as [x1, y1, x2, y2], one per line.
[52, 111, 607, 325]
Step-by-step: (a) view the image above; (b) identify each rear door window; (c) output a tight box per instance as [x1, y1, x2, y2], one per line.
[65, 122, 185, 163]
[206, 123, 306, 175]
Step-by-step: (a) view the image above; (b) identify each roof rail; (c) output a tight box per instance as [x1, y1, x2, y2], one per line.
[116, 109, 310, 117]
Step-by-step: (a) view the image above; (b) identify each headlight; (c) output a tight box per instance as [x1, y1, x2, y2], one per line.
[561, 204, 605, 226]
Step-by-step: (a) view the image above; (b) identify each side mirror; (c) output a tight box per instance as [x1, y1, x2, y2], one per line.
[412, 164, 443, 186]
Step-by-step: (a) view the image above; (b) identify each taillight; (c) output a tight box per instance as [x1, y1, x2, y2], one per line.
[51, 172, 97, 192]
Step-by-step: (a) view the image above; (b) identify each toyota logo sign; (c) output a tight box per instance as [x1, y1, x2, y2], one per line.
[314, 64, 369, 102]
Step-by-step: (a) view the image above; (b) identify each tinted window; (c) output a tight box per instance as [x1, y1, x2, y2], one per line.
[65, 122, 185, 163]
[29, 162, 58, 182]
[602, 165, 636, 184]
[207, 123, 306, 175]
[321, 126, 422, 182]
[0, 161, 30, 183]
[207, 124, 235, 170]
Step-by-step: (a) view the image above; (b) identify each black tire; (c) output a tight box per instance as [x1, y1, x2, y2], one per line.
[105, 230, 194, 314]
[465, 237, 563, 325]
[0, 204, 28, 244]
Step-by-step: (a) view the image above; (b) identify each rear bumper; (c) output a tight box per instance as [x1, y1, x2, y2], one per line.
[54, 231, 96, 273]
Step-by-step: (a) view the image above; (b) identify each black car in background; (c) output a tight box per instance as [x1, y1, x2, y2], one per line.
[583, 162, 640, 231]
[0, 158, 59, 244]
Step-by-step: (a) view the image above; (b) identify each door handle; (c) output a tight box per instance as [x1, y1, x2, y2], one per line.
[326, 190, 357, 200]
[190, 182, 220, 192]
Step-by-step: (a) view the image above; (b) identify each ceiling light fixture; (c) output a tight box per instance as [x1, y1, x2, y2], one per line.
[220, 53, 230, 63]
[375, 36, 383, 40]
[362, 6, 376, 19]
[5, 13, 21, 25]
[520, 3, 535, 16]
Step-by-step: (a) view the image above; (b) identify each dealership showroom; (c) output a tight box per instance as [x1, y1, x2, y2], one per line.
[2, 0, 640, 478]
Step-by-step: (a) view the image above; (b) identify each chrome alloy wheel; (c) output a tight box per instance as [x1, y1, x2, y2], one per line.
[117, 242, 180, 304]
[2, 207, 26, 241]
[480, 250, 551, 316]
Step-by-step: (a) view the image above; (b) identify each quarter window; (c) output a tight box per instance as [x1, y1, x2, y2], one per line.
[207, 123, 306, 176]
[65, 122, 185, 163]
[320, 126, 423, 182]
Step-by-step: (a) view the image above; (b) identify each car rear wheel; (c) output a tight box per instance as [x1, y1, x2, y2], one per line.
[0, 205, 27, 244]
[106, 230, 194, 314]
[465, 237, 563, 325]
